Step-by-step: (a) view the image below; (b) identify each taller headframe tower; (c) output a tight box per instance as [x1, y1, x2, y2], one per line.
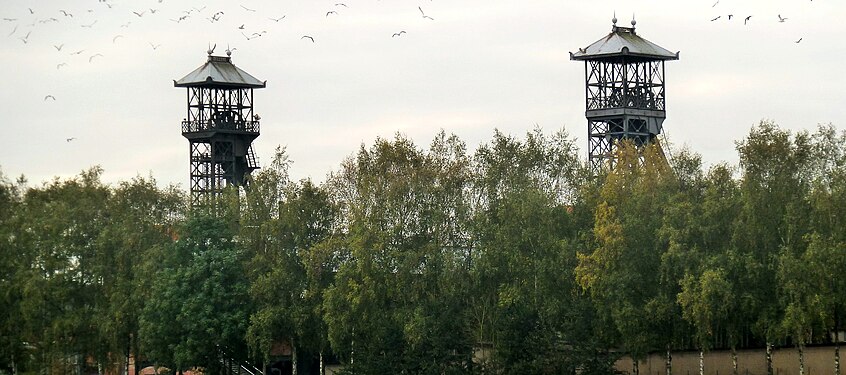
[175, 49, 266, 206]
[571, 16, 678, 171]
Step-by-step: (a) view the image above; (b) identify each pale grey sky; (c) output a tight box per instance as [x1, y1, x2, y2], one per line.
[1, 0, 843, 187]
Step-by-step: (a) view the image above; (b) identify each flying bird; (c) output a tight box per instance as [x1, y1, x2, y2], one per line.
[326, 11, 337, 17]
[744, 15, 752, 25]
[112, 35, 123, 43]
[193, 6, 207, 12]
[728, 14, 733, 20]
[778, 14, 788, 22]
[8, 25, 17, 37]
[81, 20, 97, 28]
[28, 8, 35, 14]
[795, 37, 803, 43]
[150, 42, 161, 50]
[418, 6, 434, 20]
[335, 3, 348, 7]
[89, 53, 103, 62]
[301, 35, 314, 42]
[66, 137, 76, 142]
[54, 43, 64, 51]
[712, 0, 719, 7]
[132, 10, 145, 17]
[59, 10, 73, 17]
[56, 63, 67, 69]
[44, 95, 56, 101]
[241, 5, 256, 12]
[268, 16, 285, 22]
[19, 31, 31, 44]
[120, 22, 131, 27]
[392, 31, 406, 37]
[710, 16, 721, 21]
[150, 9, 158, 14]
[2, 18, 17, 21]
[238, 24, 245, 29]
[70, 49, 84, 55]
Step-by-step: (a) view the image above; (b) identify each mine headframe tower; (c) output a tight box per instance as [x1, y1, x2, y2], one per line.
[175, 50, 266, 207]
[571, 16, 679, 172]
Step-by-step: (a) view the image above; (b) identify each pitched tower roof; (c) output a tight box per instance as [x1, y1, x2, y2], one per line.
[570, 19, 679, 62]
[174, 54, 266, 88]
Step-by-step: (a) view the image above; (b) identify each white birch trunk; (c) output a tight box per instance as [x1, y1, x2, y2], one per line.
[766, 342, 773, 375]
[836, 342, 841, 375]
[699, 350, 704, 375]
[665, 345, 672, 375]
[632, 358, 639, 375]
[799, 344, 805, 375]
[732, 347, 738, 375]
[291, 337, 298, 375]
[320, 351, 325, 375]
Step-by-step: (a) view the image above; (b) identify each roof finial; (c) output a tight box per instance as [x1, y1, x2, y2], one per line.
[226, 44, 232, 56]
[631, 13, 637, 27]
[612, 11, 617, 25]
[207, 43, 216, 55]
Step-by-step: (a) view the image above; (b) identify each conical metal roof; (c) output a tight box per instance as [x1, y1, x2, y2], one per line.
[174, 54, 266, 88]
[570, 23, 679, 62]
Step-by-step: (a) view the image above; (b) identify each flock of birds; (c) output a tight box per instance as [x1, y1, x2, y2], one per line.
[3, 1, 438, 142]
[708, 0, 805, 43]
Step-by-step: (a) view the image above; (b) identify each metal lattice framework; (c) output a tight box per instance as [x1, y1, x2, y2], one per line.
[585, 58, 667, 171]
[571, 21, 678, 172]
[181, 87, 261, 207]
[176, 54, 266, 208]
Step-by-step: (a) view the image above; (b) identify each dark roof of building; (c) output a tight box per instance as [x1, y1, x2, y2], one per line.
[571, 22, 679, 62]
[174, 54, 266, 88]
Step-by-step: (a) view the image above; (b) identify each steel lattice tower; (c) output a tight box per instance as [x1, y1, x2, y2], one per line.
[175, 50, 265, 206]
[571, 17, 679, 171]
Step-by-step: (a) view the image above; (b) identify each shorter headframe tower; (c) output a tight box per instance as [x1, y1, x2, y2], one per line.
[571, 16, 679, 171]
[175, 49, 266, 207]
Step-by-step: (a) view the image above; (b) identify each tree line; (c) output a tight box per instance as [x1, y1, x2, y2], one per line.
[1, 121, 845, 375]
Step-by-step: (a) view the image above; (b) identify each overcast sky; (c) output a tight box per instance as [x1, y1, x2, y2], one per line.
[1, 0, 843, 187]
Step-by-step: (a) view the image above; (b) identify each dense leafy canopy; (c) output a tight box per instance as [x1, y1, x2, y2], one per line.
[2, 121, 846, 374]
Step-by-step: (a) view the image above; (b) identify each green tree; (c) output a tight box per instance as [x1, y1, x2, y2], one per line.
[139, 214, 251, 373]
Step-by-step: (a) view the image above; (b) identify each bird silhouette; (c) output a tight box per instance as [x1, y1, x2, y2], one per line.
[7, 25, 16, 36]
[778, 15, 788, 22]
[268, 16, 285, 22]
[728, 14, 733, 20]
[795, 37, 803, 43]
[59, 10, 72, 17]
[19, 31, 31, 44]
[89, 53, 103, 62]
[336, 3, 348, 7]
[150, 42, 161, 50]
[56, 63, 67, 69]
[744, 15, 752, 25]
[132, 10, 145, 17]
[301, 35, 314, 42]
[44, 95, 56, 101]
[28, 8, 35, 14]
[54, 44, 64, 51]
[66, 137, 76, 142]
[238, 24, 245, 29]
[241, 5, 256, 12]
[81, 20, 97, 28]
[70, 49, 85, 55]
[712, 0, 719, 7]
[326, 11, 337, 17]
[418, 6, 434, 20]
[113, 35, 123, 43]
[392, 31, 406, 37]
[710, 16, 721, 21]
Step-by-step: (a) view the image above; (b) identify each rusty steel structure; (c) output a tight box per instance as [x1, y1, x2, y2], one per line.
[175, 50, 266, 206]
[571, 16, 679, 171]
